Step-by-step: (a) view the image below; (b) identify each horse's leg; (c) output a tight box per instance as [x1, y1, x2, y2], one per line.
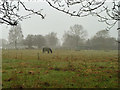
[43, 48, 44, 53]
[49, 49, 52, 53]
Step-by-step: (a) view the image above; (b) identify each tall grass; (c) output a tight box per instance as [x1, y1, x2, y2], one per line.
[2, 50, 118, 88]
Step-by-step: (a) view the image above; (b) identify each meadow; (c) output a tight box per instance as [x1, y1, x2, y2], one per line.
[2, 49, 119, 88]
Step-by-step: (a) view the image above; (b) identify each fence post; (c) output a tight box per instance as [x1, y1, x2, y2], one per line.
[7, 51, 9, 59]
[21, 52, 22, 60]
[15, 52, 17, 59]
[38, 52, 40, 60]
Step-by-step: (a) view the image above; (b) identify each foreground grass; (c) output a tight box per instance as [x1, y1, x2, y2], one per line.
[2, 50, 118, 88]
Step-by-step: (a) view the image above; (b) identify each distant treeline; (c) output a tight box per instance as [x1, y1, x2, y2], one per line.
[0, 24, 118, 50]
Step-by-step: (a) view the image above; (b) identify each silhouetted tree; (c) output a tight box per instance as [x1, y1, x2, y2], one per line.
[8, 23, 23, 49]
[95, 30, 110, 38]
[33, 35, 46, 48]
[45, 32, 59, 48]
[0, 39, 8, 49]
[62, 24, 87, 49]
[23, 34, 34, 49]
[90, 30, 117, 50]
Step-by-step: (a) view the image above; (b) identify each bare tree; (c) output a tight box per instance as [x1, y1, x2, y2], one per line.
[33, 35, 46, 48]
[46, 0, 120, 30]
[23, 34, 34, 49]
[45, 32, 59, 48]
[90, 30, 117, 50]
[8, 23, 23, 49]
[62, 24, 87, 49]
[0, 38, 8, 49]
[0, 0, 44, 26]
[95, 30, 110, 38]
[0, 0, 120, 30]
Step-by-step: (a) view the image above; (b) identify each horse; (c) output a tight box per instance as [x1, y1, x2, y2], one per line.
[42, 47, 52, 53]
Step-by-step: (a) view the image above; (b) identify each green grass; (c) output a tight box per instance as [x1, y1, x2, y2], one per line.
[2, 50, 118, 88]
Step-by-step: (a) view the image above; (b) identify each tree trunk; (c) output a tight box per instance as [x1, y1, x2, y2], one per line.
[15, 40, 17, 49]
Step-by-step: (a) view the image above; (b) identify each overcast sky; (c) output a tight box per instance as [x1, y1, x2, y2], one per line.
[1, 1, 118, 43]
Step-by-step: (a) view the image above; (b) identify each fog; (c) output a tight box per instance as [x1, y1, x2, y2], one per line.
[1, 1, 118, 43]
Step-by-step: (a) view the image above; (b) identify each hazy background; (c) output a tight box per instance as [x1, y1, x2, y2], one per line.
[1, 1, 118, 44]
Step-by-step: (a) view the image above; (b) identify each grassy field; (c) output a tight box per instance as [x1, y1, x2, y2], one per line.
[2, 49, 118, 88]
